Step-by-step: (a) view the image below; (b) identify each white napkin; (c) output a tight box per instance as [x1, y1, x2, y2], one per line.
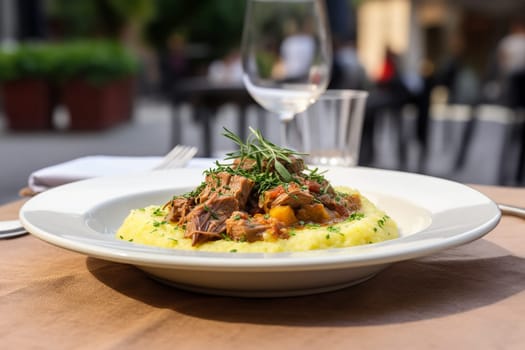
[28, 156, 217, 193]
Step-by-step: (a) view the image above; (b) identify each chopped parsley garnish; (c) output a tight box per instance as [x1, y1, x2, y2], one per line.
[326, 226, 340, 233]
[304, 167, 327, 184]
[152, 207, 164, 216]
[377, 215, 389, 228]
[152, 220, 167, 227]
[182, 182, 206, 199]
[346, 212, 365, 222]
[220, 233, 232, 241]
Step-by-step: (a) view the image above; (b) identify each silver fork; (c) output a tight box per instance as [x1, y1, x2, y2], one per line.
[0, 220, 28, 239]
[498, 204, 525, 219]
[152, 145, 198, 170]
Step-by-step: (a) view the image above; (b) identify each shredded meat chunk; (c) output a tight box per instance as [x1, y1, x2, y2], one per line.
[260, 182, 314, 210]
[184, 194, 239, 245]
[197, 172, 254, 208]
[283, 156, 305, 174]
[271, 189, 314, 208]
[318, 192, 361, 217]
[225, 211, 286, 242]
[225, 211, 267, 242]
[165, 197, 194, 224]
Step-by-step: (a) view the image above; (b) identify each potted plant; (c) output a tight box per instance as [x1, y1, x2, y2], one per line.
[57, 40, 139, 130]
[0, 44, 58, 130]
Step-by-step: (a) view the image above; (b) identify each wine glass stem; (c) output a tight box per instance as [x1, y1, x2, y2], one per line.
[279, 115, 294, 147]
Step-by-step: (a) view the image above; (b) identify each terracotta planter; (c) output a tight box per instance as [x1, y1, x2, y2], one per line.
[61, 77, 135, 130]
[1, 79, 54, 130]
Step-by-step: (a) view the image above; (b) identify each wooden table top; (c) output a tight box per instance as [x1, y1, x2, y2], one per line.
[1, 184, 524, 349]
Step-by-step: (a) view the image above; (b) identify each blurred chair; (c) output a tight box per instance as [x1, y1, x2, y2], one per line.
[507, 71, 525, 184]
[360, 82, 414, 169]
[366, 105, 411, 170]
[424, 103, 473, 177]
[455, 105, 522, 185]
[512, 108, 525, 185]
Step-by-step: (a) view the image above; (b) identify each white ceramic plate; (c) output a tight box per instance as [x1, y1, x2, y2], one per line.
[20, 167, 500, 297]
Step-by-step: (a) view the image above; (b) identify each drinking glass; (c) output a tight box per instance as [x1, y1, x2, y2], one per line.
[241, 0, 332, 146]
[293, 89, 368, 166]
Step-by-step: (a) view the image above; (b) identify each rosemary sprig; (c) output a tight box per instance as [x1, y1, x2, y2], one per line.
[303, 167, 328, 184]
[186, 128, 327, 198]
[223, 127, 305, 179]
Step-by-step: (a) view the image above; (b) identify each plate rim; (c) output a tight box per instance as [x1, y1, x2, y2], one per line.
[19, 166, 501, 271]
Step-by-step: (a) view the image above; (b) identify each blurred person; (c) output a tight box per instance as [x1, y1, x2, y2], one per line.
[360, 47, 413, 167]
[207, 48, 243, 84]
[498, 19, 525, 76]
[329, 38, 369, 90]
[166, 33, 188, 79]
[160, 33, 189, 92]
[435, 34, 479, 105]
[499, 19, 525, 183]
[279, 18, 315, 80]
[16, 0, 47, 40]
[326, 0, 367, 89]
[433, 34, 480, 170]
[377, 47, 398, 84]
[498, 19, 525, 108]
[414, 60, 436, 166]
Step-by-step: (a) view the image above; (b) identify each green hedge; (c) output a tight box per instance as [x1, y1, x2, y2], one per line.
[0, 40, 139, 85]
[0, 43, 61, 81]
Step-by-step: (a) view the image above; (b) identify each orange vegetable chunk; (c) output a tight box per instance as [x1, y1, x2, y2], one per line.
[269, 205, 297, 226]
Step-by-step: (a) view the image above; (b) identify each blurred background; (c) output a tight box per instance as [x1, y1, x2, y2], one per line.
[1, 0, 525, 204]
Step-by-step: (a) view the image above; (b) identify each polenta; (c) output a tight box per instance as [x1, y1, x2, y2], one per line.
[116, 187, 398, 253]
[116, 128, 398, 252]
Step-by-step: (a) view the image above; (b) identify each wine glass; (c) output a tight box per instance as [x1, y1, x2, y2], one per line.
[241, 0, 332, 146]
